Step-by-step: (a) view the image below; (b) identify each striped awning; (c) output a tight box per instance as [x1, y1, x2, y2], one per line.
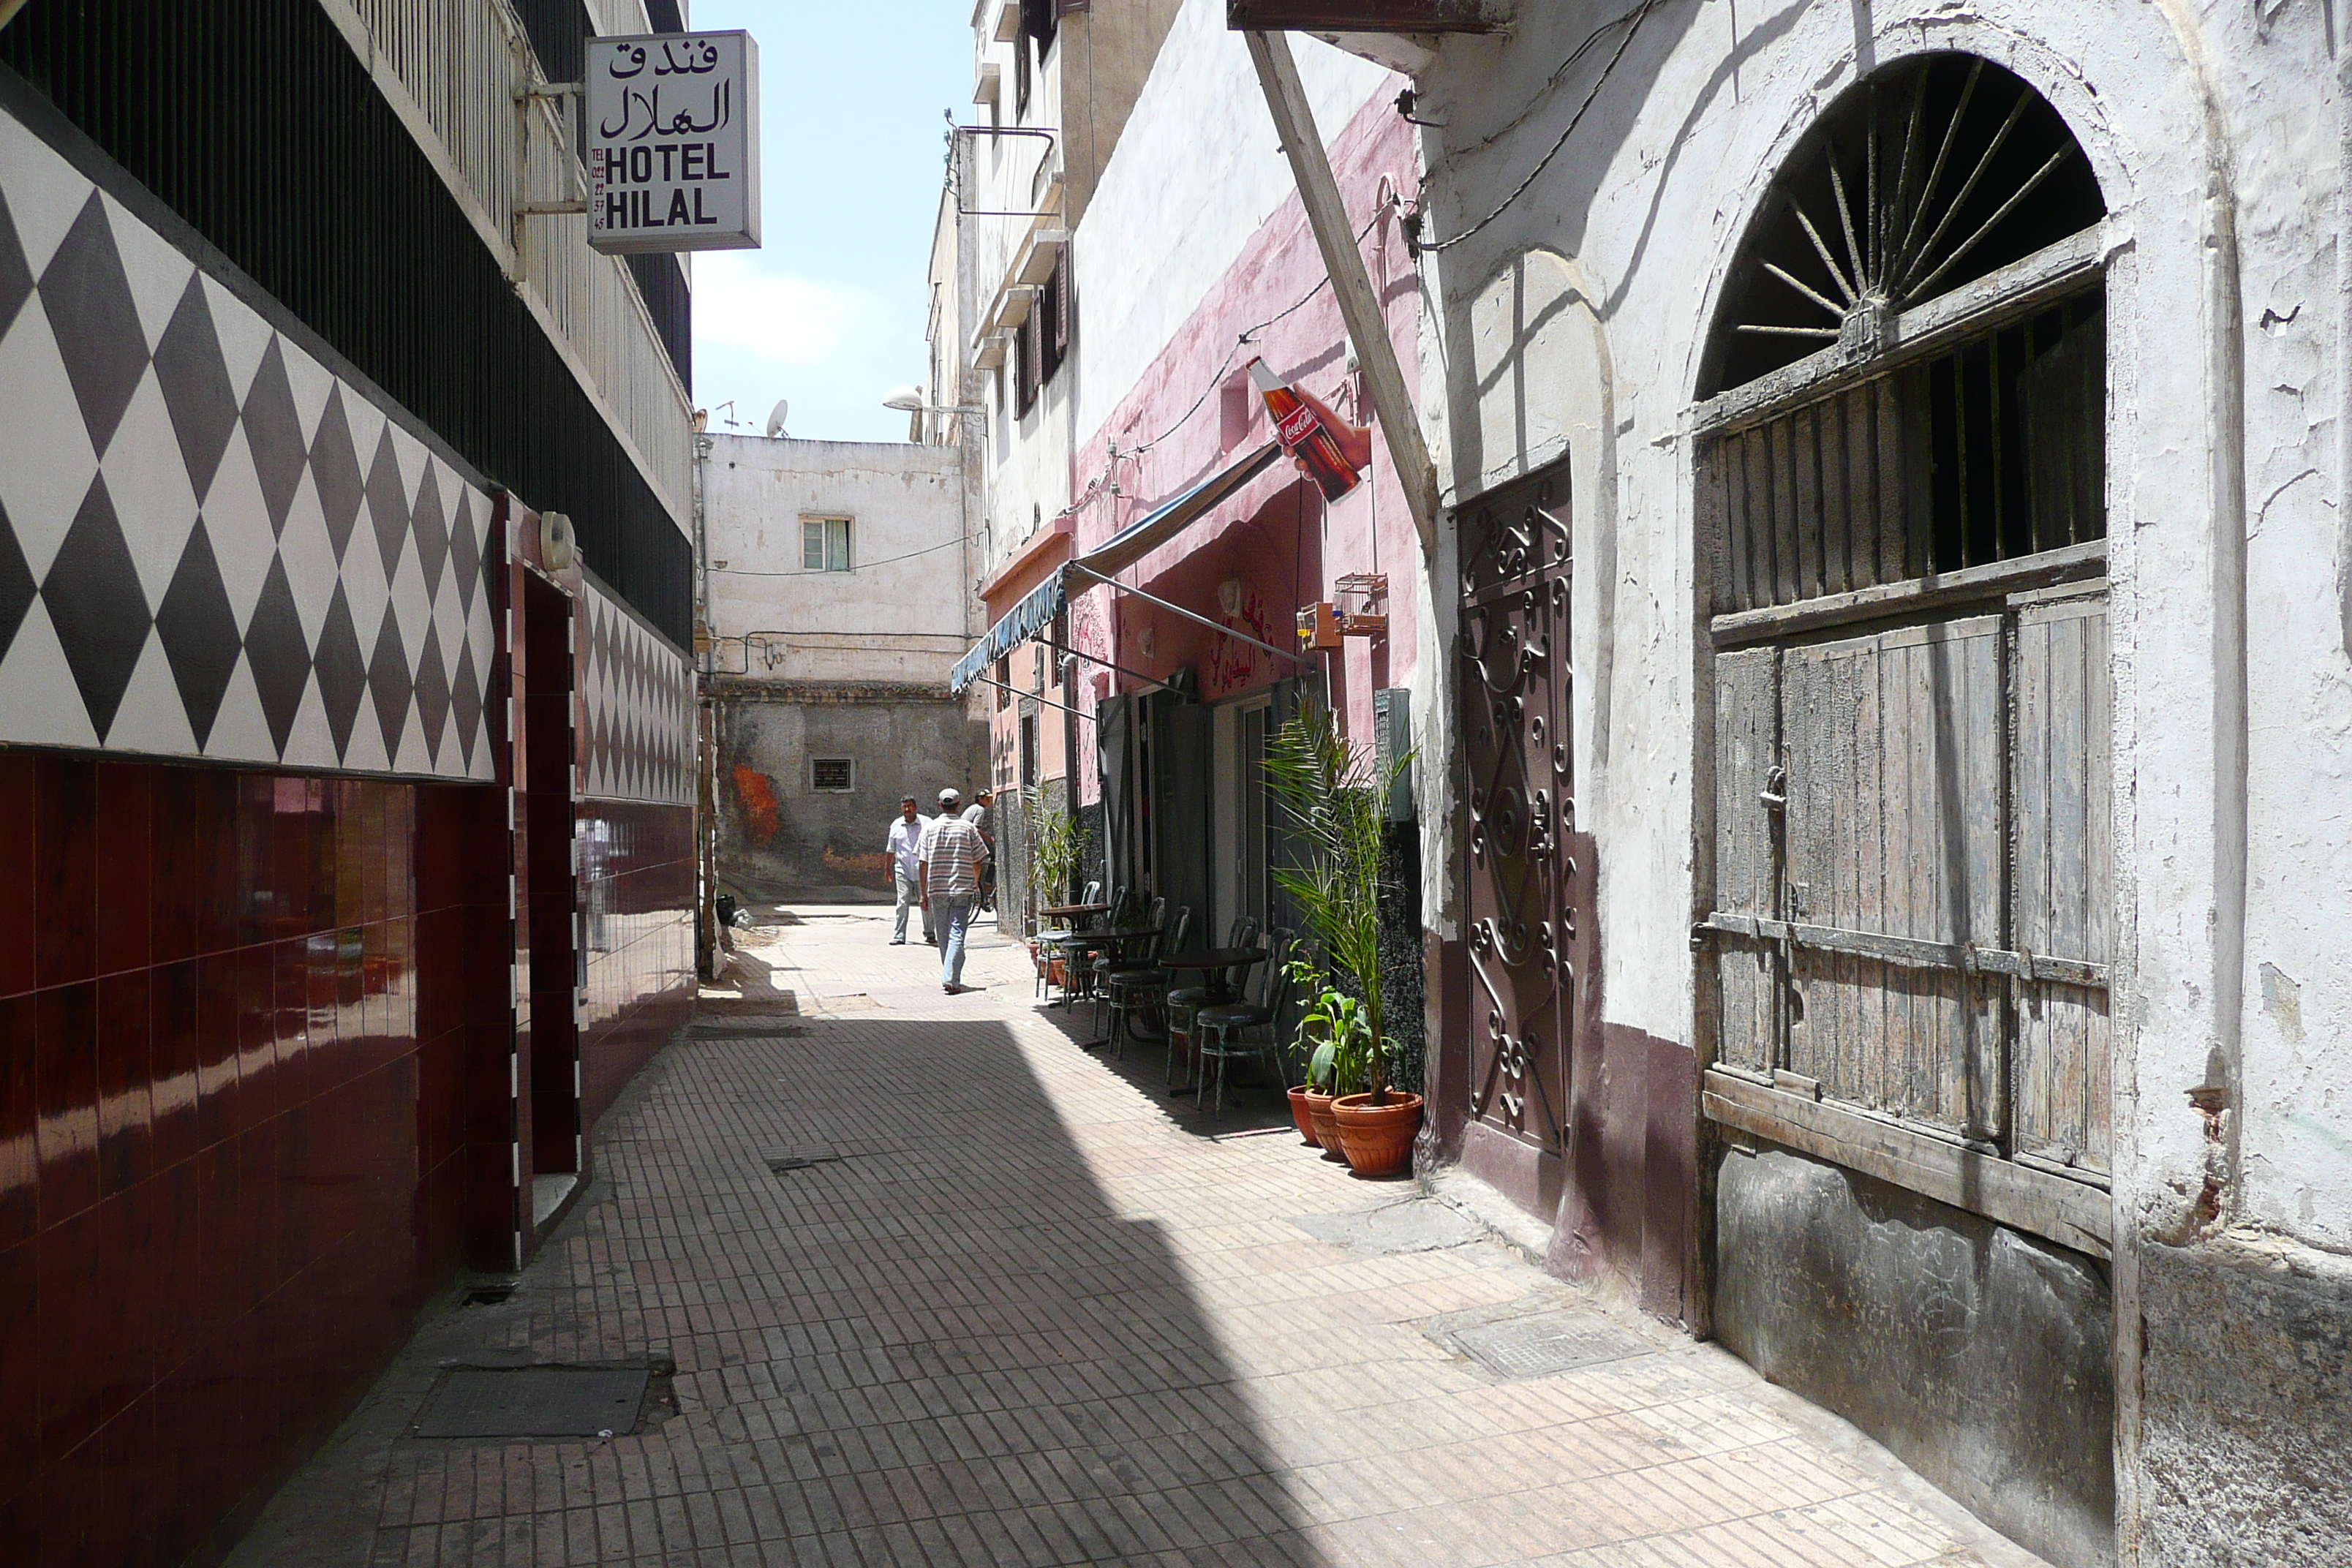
[949, 442, 1281, 693]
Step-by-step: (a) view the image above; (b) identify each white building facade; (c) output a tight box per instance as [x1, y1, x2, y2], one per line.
[700, 433, 986, 898]
[1241, 1, 2352, 1564]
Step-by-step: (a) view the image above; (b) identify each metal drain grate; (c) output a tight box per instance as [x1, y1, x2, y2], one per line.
[1451, 1311, 1648, 1381]
[764, 1146, 839, 1174]
[411, 1365, 651, 1439]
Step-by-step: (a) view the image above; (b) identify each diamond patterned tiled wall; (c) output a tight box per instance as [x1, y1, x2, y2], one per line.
[0, 105, 497, 780]
[579, 578, 691, 804]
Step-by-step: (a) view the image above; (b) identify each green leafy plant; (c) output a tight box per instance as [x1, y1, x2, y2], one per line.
[1264, 705, 1412, 1103]
[1028, 806, 1088, 923]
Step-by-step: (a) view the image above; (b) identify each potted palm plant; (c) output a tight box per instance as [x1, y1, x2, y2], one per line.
[1027, 808, 1088, 985]
[1264, 705, 1420, 1177]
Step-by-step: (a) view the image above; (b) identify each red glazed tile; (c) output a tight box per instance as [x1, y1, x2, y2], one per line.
[148, 766, 203, 965]
[0, 755, 32, 998]
[273, 776, 311, 943]
[186, 770, 223, 957]
[34, 756, 97, 990]
[306, 931, 342, 1099]
[91, 764, 152, 977]
[148, 960, 203, 1171]
[35, 1197, 105, 1462]
[0, 1241, 36, 1493]
[192, 951, 246, 1145]
[0, 995, 34, 1250]
[97, 1390, 162, 1564]
[91, 969, 153, 1196]
[33, 982, 98, 1226]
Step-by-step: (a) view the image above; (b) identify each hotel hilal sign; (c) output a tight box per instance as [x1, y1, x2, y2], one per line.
[586, 31, 761, 255]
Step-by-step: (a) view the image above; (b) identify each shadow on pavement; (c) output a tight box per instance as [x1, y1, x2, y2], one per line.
[241, 968, 1341, 1564]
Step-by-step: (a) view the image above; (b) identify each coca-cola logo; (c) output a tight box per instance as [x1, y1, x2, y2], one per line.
[1275, 405, 1317, 446]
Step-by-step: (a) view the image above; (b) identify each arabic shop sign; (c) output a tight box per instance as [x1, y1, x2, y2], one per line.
[586, 31, 761, 255]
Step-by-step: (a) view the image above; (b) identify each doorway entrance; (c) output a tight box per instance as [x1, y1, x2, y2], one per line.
[521, 572, 581, 1223]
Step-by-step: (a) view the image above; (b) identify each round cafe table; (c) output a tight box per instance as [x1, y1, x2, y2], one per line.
[1158, 947, 1270, 1096]
[1158, 946, 1267, 1007]
[1039, 902, 1112, 923]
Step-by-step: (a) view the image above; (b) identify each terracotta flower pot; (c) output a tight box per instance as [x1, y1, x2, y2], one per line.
[1331, 1091, 1424, 1178]
[1286, 1085, 1321, 1146]
[1303, 1090, 1346, 1161]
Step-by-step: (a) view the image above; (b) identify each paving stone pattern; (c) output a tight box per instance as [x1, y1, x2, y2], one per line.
[233, 908, 2046, 1567]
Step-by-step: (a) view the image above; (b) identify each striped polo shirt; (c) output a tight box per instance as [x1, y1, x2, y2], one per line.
[920, 815, 989, 899]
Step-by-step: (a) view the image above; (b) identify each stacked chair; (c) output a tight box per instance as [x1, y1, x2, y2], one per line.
[1101, 905, 1188, 1060]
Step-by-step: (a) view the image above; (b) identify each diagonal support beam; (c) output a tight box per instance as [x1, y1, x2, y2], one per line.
[1244, 29, 1441, 561]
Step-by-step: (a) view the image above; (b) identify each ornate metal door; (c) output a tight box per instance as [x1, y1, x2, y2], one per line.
[1458, 470, 1575, 1148]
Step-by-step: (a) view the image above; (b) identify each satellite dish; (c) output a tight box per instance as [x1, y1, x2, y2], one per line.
[764, 399, 790, 438]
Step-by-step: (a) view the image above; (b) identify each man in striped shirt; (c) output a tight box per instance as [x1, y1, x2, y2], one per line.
[918, 788, 991, 993]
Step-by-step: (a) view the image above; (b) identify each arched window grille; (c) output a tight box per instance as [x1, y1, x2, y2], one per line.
[1693, 55, 2118, 1255]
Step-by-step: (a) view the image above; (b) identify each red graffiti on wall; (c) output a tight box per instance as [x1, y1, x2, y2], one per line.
[731, 765, 779, 847]
[1205, 584, 1274, 699]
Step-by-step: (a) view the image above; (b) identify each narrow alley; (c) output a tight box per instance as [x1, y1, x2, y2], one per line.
[230, 910, 2043, 1568]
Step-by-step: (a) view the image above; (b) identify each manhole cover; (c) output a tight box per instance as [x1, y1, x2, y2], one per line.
[412, 1365, 651, 1439]
[1451, 1311, 1648, 1381]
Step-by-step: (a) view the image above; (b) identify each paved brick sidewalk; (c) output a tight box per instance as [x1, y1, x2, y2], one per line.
[230, 905, 2045, 1568]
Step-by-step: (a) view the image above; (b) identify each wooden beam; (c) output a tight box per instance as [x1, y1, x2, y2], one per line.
[1703, 1068, 2114, 1258]
[1243, 29, 1441, 561]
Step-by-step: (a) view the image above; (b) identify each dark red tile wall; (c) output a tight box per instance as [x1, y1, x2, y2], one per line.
[0, 753, 508, 1567]
[576, 800, 695, 1133]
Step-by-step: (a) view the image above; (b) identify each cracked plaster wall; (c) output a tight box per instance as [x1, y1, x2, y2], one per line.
[1401, 0, 2351, 1561]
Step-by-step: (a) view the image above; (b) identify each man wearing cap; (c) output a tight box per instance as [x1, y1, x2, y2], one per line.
[962, 788, 996, 909]
[918, 788, 990, 993]
[885, 795, 931, 946]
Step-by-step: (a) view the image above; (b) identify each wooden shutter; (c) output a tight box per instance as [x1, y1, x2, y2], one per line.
[2010, 585, 2112, 1174]
[1781, 617, 2005, 1137]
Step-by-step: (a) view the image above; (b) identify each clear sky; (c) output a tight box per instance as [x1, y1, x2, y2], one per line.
[686, 2, 969, 444]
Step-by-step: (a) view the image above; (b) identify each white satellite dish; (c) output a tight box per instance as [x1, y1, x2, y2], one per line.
[764, 399, 790, 438]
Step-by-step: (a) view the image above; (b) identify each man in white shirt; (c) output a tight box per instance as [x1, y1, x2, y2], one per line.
[886, 796, 931, 946]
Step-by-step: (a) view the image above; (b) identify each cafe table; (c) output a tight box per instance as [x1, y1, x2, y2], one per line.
[1157, 946, 1270, 1093]
[1046, 925, 1162, 1046]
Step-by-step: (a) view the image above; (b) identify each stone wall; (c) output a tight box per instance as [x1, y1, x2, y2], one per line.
[714, 684, 987, 900]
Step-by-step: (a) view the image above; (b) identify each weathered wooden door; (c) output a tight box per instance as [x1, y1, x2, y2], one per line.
[1458, 472, 1575, 1148]
[1705, 586, 2111, 1173]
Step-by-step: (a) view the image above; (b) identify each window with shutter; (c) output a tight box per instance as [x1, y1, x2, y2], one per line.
[1039, 252, 1070, 385]
[1014, 317, 1039, 418]
[1692, 54, 2115, 1253]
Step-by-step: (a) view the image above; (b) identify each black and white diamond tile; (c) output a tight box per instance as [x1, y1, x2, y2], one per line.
[579, 579, 692, 804]
[0, 103, 496, 780]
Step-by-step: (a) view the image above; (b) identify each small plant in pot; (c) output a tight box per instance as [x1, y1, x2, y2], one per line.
[1266, 705, 1421, 1178]
[1285, 970, 1371, 1155]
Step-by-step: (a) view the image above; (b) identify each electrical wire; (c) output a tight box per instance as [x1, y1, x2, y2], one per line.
[711, 535, 970, 575]
[1413, 0, 1660, 255]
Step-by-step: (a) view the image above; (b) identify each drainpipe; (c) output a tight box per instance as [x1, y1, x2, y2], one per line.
[1244, 29, 1440, 562]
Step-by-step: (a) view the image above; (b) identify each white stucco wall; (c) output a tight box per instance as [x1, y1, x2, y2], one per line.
[1071, 1, 1391, 445]
[701, 434, 972, 686]
[1409, 0, 2351, 1266]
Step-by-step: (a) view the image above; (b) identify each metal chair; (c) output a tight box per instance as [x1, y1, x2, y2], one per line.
[1093, 894, 1166, 1033]
[1104, 905, 1188, 1059]
[1165, 916, 1259, 1089]
[1194, 930, 1294, 1115]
